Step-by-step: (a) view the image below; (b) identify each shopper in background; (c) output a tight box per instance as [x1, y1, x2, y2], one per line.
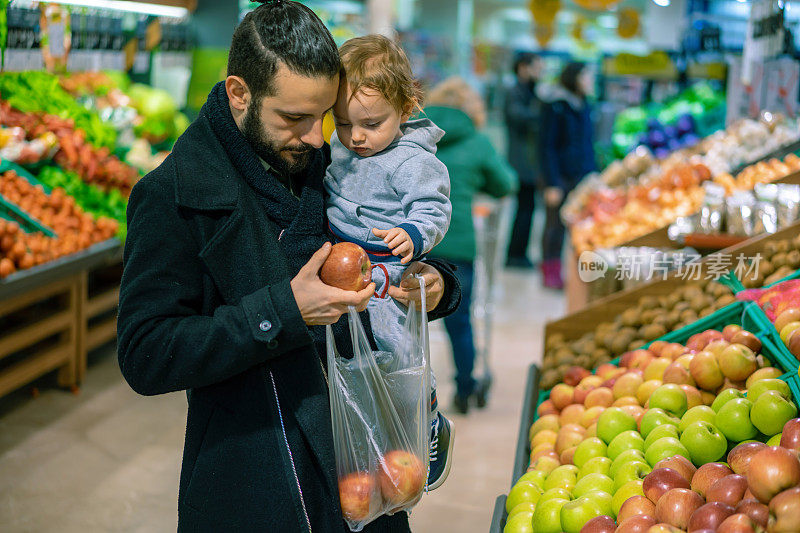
[425, 77, 518, 414]
[505, 52, 543, 269]
[116, 1, 460, 531]
[538, 61, 597, 289]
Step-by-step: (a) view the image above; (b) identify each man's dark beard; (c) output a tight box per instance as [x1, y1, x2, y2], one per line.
[242, 104, 314, 176]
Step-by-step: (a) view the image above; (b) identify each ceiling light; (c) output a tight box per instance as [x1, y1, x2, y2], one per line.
[12, 0, 189, 18]
[652, 0, 670, 6]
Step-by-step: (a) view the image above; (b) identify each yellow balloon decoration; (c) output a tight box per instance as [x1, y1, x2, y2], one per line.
[528, 0, 561, 23]
[617, 7, 640, 39]
[573, 0, 620, 11]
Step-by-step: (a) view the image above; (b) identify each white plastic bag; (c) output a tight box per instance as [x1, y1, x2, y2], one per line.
[327, 275, 431, 531]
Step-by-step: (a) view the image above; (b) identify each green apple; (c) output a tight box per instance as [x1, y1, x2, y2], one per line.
[596, 407, 637, 445]
[544, 465, 578, 492]
[508, 501, 537, 517]
[607, 431, 645, 460]
[560, 496, 604, 533]
[538, 488, 572, 504]
[751, 390, 798, 436]
[532, 497, 568, 533]
[711, 388, 744, 412]
[644, 437, 690, 467]
[649, 384, 688, 418]
[766, 433, 782, 446]
[611, 479, 644, 516]
[639, 408, 680, 438]
[572, 473, 614, 498]
[578, 456, 612, 480]
[644, 424, 680, 450]
[612, 461, 652, 492]
[747, 378, 791, 403]
[678, 405, 717, 433]
[715, 398, 758, 442]
[610, 449, 646, 478]
[581, 490, 613, 518]
[573, 437, 607, 469]
[506, 481, 543, 513]
[504, 510, 534, 533]
[517, 470, 547, 490]
[680, 421, 727, 465]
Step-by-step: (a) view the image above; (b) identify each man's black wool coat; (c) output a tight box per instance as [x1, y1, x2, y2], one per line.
[117, 99, 460, 532]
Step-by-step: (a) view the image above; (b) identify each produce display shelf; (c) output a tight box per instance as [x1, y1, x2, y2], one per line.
[489, 494, 506, 533]
[0, 194, 56, 237]
[512, 364, 540, 487]
[0, 159, 52, 193]
[729, 138, 800, 177]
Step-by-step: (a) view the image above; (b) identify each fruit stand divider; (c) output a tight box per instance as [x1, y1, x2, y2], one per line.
[488, 494, 506, 533]
[0, 238, 122, 398]
[496, 299, 800, 530]
[565, 167, 800, 312]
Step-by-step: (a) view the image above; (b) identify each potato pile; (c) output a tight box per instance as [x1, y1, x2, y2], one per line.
[741, 233, 800, 288]
[541, 281, 735, 390]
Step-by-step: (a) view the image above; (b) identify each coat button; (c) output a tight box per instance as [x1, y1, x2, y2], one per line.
[267, 340, 278, 349]
[259, 320, 272, 332]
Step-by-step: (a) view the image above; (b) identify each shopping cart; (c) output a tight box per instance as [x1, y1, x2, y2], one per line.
[470, 196, 512, 408]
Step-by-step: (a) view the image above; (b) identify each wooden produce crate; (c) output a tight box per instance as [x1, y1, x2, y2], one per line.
[77, 259, 122, 383]
[0, 274, 80, 397]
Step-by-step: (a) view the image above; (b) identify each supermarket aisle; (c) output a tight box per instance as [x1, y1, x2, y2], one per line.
[0, 268, 563, 532]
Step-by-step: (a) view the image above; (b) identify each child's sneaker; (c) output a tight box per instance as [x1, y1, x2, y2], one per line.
[426, 412, 455, 490]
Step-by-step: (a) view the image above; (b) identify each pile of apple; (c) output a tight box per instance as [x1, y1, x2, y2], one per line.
[772, 306, 800, 364]
[505, 325, 800, 533]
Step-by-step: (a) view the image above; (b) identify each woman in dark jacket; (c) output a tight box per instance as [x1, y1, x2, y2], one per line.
[539, 61, 597, 289]
[424, 77, 518, 414]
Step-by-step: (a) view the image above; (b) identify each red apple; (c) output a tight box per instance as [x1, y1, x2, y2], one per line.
[689, 350, 725, 391]
[650, 341, 668, 357]
[616, 515, 657, 533]
[617, 495, 656, 524]
[679, 384, 703, 408]
[788, 330, 800, 361]
[654, 488, 703, 530]
[718, 344, 758, 382]
[723, 325, 743, 342]
[662, 362, 696, 386]
[559, 404, 586, 426]
[564, 366, 592, 386]
[727, 442, 768, 475]
[661, 343, 687, 360]
[551, 383, 575, 410]
[596, 363, 619, 379]
[560, 446, 577, 465]
[537, 399, 558, 417]
[556, 425, 585, 455]
[747, 446, 800, 503]
[378, 450, 425, 505]
[584, 387, 614, 408]
[579, 515, 616, 533]
[774, 308, 800, 333]
[717, 513, 759, 533]
[320, 243, 371, 291]
[734, 499, 769, 529]
[643, 468, 691, 504]
[338, 471, 377, 521]
[779, 418, 800, 452]
[614, 372, 645, 400]
[629, 350, 655, 370]
[654, 455, 696, 483]
[687, 501, 735, 532]
[691, 462, 734, 498]
[730, 330, 762, 354]
[768, 486, 800, 533]
[706, 474, 748, 507]
[573, 383, 596, 405]
[646, 525, 684, 533]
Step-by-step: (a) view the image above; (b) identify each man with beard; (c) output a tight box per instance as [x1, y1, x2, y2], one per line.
[116, 1, 460, 531]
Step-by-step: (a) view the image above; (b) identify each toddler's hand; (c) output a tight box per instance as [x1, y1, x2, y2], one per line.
[373, 227, 413, 264]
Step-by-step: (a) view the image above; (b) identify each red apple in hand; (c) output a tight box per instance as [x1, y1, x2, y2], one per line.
[378, 450, 425, 506]
[338, 471, 377, 521]
[655, 488, 703, 530]
[746, 446, 800, 503]
[320, 243, 371, 291]
[687, 501, 735, 532]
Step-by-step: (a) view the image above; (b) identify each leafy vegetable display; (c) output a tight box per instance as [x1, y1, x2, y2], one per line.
[0, 71, 117, 149]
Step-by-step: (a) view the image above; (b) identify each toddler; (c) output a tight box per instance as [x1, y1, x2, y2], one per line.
[325, 34, 453, 490]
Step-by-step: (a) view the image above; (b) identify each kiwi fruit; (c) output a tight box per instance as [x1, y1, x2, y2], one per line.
[764, 241, 779, 256]
[545, 333, 565, 351]
[699, 307, 715, 318]
[764, 266, 793, 286]
[620, 308, 641, 328]
[628, 339, 645, 352]
[540, 369, 560, 390]
[610, 335, 631, 355]
[574, 354, 591, 369]
[640, 309, 660, 325]
[673, 301, 691, 313]
[775, 240, 790, 253]
[772, 252, 788, 268]
[758, 259, 775, 277]
[680, 309, 698, 323]
[641, 323, 668, 341]
[639, 295, 659, 310]
[787, 250, 800, 269]
[601, 331, 617, 350]
[792, 234, 800, 249]
[689, 294, 708, 313]
[716, 294, 736, 308]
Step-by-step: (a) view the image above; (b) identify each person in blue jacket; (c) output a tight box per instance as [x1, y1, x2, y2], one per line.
[538, 61, 597, 289]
